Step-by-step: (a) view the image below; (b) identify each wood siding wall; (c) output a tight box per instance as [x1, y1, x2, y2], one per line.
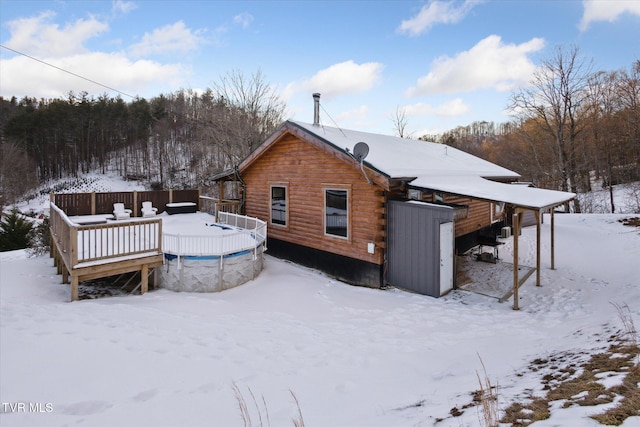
[242, 134, 385, 265]
[445, 195, 492, 237]
[419, 194, 496, 237]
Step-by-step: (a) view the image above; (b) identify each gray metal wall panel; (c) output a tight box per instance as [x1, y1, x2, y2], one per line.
[387, 201, 454, 297]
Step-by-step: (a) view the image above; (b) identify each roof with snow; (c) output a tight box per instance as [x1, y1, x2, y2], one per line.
[289, 121, 575, 210]
[290, 121, 520, 180]
[229, 120, 575, 211]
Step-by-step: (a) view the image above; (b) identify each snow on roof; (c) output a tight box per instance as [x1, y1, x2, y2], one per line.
[291, 120, 520, 180]
[291, 121, 575, 209]
[412, 175, 576, 210]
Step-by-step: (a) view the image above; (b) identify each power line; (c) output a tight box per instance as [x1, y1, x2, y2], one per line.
[1, 44, 137, 99]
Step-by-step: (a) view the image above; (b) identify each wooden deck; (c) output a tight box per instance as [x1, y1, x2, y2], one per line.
[50, 202, 164, 301]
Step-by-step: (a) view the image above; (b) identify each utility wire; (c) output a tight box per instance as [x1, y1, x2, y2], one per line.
[1, 44, 137, 99]
[319, 103, 347, 138]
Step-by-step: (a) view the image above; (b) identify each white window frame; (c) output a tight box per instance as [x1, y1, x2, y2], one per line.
[323, 187, 349, 239]
[270, 184, 288, 227]
[491, 202, 504, 223]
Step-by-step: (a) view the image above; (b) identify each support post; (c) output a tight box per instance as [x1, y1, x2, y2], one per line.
[133, 191, 138, 218]
[70, 275, 78, 302]
[535, 209, 541, 287]
[218, 256, 224, 291]
[550, 209, 555, 270]
[512, 212, 520, 310]
[141, 264, 148, 294]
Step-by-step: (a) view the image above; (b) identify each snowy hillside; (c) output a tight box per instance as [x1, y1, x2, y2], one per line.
[1, 174, 639, 427]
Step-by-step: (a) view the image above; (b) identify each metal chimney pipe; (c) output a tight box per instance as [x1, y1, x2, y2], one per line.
[312, 93, 320, 126]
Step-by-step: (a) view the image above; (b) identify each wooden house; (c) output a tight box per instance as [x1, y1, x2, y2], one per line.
[213, 95, 575, 301]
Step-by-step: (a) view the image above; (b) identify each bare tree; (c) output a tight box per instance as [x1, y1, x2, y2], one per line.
[510, 45, 593, 212]
[616, 60, 640, 177]
[391, 105, 410, 138]
[584, 70, 620, 212]
[210, 69, 287, 163]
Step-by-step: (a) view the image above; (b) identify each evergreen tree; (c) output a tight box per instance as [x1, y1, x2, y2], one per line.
[0, 209, 33, 251]
[27, 217, 50, 256]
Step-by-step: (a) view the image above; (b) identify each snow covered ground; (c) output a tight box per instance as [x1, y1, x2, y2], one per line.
[1, 212, 638, 426]
[1, 175, 639, 426]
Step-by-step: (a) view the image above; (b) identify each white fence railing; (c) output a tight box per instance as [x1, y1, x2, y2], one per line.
[162, 212, 266, 257]
[50, 202, 162, 268]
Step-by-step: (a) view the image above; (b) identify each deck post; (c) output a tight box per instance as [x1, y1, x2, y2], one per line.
[535, 209, 541, 286]
[512, 211, 520, 310]
[70, 275, 78, 302]
[134, 191, 138, 217]
[141, 264, 148, 294]
[550, 209, 555, 270]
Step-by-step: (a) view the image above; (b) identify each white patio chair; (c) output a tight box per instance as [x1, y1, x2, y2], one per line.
[141, 201, 158, 218]
[113, 203, 132, 220]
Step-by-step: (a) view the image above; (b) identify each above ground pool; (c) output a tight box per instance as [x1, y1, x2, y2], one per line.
[157, 211, 266, 292]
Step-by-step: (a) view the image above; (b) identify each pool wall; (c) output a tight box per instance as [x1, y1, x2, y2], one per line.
[158, 244, 264, 292]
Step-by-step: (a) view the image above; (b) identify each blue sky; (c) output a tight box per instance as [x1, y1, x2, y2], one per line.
[1, 0, 639, 136]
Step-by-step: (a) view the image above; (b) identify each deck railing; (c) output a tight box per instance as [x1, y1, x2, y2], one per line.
[199, 195, 242, 219]
[50, 194, 250, 272]
[162, 212, 266, 258]
[50, 202, 162, 271]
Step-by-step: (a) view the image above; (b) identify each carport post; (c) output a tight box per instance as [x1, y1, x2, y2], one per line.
[535, 210, 541, 286]
[550, 209, 555, 270]
[512, 212, 520, 310]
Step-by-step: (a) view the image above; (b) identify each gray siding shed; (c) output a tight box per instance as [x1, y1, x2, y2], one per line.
[386, 200, 454, 297]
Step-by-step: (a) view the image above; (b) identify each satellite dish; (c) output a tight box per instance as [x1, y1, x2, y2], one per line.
[353, 142, 369, 162]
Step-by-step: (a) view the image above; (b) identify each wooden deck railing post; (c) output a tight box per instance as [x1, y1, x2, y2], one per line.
[133, 191, 138, 217]
[70, 226, 78, 301]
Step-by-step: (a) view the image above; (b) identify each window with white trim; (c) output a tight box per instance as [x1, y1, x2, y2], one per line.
[491, 202, 504, 223]
[324, 188, 348, 238]
[270, 185, 287, 226]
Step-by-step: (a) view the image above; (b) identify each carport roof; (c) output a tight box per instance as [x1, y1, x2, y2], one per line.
[409, 175, 575, 210]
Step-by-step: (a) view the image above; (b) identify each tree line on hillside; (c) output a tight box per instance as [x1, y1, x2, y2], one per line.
[1, 49, 639, 214]
[0, 70, 285, 206]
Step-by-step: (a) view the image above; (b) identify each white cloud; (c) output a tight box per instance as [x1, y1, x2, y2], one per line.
[403, 98, 469, 117]
[406, 35, 544, 97]
[579, 0, 640, 31]
[112, 0, 137, 15]
[283, 60, 384, 101]
[233, 12, 254, 29]
[129, 21, 206, 57]
[4, 11, 109, 58]
[0, 52, 186, 99]
[1, 12, 190, 99]
[337, 105, 369, 122]
[398, 0, 482, 36]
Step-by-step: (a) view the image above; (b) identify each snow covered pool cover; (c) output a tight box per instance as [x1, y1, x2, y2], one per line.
[158, 212, 266, 292]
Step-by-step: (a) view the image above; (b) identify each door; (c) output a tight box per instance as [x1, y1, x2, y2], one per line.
[439, 221, 454, 295]
[387, 200, 454, 297]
